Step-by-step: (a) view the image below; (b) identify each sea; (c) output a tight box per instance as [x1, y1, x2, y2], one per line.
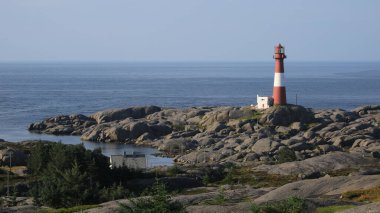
[0, 61, 379, 166]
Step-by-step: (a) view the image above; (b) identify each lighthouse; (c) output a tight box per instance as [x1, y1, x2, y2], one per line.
[273, 43, 287, 105]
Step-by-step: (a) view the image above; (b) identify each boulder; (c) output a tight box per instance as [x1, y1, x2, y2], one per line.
[206, 122, 227, 133]
[256, 126, 276, 139]
[149, 123, 172, 137]
[159, 138, 198, 154]
[241, 123, 254, 133]
[275, 126, 291, 134]
[317, 145, 341, 153]
[104, 127, 129, 142]
[176, 149, 215, 164]
[259, 105, 314, 126]
[351, 138, 378, 149]
[80, 126, 103, 141]
[290, 122, 306, 131]
[289, 142, 312, 151]
[331, 135, 364, 148]
[244, 152, 260, 161]
[197, 137, 216, 147]
[251, 138, 281, 154]
[129, 121, 151, 139]
[329, 110, 358, 122]
[281, 136, 305, 146]
[90, 106, 161, 123]
[28, 114, 95, 135]
[166, 130, 200, 139]
[353, 105, 380, 115]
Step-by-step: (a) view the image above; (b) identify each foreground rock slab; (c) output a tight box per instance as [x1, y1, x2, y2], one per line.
[339, 202, 380, 213]
[86, 186, 270, 213]
[254, 152, 379, 177]
[254, 175, 380, 203]
[186, 202, 252, 213]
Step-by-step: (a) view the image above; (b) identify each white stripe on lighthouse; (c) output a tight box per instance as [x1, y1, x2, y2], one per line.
[274, 73, 285, 87]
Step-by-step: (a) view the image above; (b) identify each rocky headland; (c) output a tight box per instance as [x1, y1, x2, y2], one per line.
[23, 104, 380, 212]
[29, 105, 380, 167]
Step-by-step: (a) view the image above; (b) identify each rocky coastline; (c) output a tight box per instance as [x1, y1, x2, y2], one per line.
[1, 104, 379, 212]
[28, 104, 380, 168]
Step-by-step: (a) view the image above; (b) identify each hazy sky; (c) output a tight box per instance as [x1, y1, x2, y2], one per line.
[0, 0, 379, 62]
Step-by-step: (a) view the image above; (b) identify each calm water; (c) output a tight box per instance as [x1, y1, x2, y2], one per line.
[0, 62, 379, 165]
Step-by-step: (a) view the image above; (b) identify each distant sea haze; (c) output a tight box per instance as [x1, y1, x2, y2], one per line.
[0, 61, 379, 143]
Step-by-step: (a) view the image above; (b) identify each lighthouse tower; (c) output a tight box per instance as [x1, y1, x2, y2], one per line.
[273, 43, 287, 105]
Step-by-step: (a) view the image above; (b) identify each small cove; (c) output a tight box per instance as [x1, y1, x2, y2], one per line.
[2, 130, 173, 167]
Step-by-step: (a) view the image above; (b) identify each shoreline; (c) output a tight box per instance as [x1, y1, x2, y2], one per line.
[2, 104, 380, 212]
[27, 104, 380, 166]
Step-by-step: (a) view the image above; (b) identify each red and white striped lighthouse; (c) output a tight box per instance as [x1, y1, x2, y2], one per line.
[273, 43, 287, 105]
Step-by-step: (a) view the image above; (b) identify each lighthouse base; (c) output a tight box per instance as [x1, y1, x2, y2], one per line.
[273, 86, 287, 105]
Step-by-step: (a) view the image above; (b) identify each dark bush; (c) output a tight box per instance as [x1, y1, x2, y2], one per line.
[251, 197, 308, 213]
[278, 147, 297, 163]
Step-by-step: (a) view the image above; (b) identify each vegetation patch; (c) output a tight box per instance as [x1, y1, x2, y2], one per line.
[315, 205, 355, 213]
[217, 165, 296, 188]
[38, 204, 99, 213]
[232, 110, 262, 122]
[23, 143, 160, 208]
[277, 147, 297, 163]
[207, 187, 226, 205]
[327, 168, 359, 177]
[117, 180, 185, 213]
[250, 197, 308, 213]
[341, 186, 380, 202]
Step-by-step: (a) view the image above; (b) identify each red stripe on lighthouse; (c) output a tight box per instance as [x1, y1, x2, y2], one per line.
[273, 43, 287, 105]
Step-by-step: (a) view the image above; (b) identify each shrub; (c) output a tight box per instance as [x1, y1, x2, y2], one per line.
[278, 147, 297, 163]
[117, 180, 185, 213]
[167, 165, 182, 177]
[201, 187, 227, 205]
[251, 197, 308, 213]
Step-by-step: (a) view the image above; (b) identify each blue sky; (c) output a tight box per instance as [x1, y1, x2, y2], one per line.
[0, 0, 379, 62]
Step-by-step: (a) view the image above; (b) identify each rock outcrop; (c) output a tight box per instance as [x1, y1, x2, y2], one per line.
[259, 104, 314, 126]
[254, 175, 380, 203]
[22, 104, 380, 213]
[28, 105, 380, 167]
[28, 114, 96, 135]
[253, 152, 378, 177]
[90, 106, 161, 124]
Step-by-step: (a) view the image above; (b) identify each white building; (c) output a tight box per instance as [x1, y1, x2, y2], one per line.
[110, 152, 147, 169]
[256, 95, 274, 109]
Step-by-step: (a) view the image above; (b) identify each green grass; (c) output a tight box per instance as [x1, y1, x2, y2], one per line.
[251, 197, 308, 213]
[38, 204, 99, 213]
[316, 205, 355, 213]
[341, 186, 380, 202]
[217, 166, 297, 188]
[237, 111, 263, 122]
[201, 187, 227, 205]
[327, 168, 359, 177]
